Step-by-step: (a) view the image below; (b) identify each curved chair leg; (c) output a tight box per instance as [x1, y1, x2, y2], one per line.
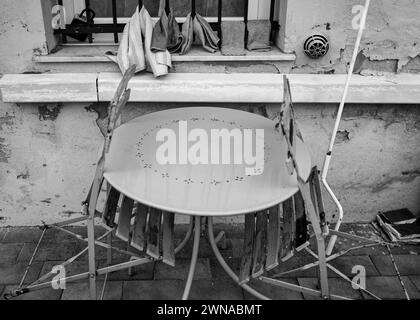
[181, 216, 201, 300]
[207, 217, 270, 300]
[214, 230, 227, 249]
[175, 216, 194, 254]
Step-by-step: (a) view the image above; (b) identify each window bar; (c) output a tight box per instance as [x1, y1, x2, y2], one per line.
[244, 0, 249, 47]
[138, 0, 143, 9]
[112, 0, 118, 43]
[269, 0, 276, 42]
[85, 0, 93, 43]
[217, 0, 222, 45]
[165, 0, 170, 14]
[57, 0, 67, 43]
[191, 0, 196, 18]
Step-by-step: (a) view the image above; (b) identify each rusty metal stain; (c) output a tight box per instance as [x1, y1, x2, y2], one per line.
[38, 104, 62, 121]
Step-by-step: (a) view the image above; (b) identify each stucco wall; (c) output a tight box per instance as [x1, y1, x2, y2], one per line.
[280, 0, 420, 74]
[2, 1, 420, 75]
[1, 100, 419, 226]
[0, 0, 55, 74]
[0, 0, 419, 226]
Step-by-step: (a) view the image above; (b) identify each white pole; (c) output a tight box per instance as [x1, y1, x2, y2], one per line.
[323, 0, 371, 255]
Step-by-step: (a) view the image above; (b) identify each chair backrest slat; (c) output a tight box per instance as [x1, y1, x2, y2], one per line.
[102, 186, 121, 228]
[294, 191, 308, 248]
[239, 213, 255, 285]
[116, 195, 134, 242]
[280, 197, 295, 262]
[280, 76, 297, 175]
[131, 203, 149, 251]
[251, 211, 268, 278]
[309, 167, 325, 218]
[162, 211, 175, 267]
[147, 208, 162, 260]
[265, 205, 281, 271]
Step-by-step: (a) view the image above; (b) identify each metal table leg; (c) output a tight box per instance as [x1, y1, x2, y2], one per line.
[181, 216, 201, 300]
[207, 217, 270, 300]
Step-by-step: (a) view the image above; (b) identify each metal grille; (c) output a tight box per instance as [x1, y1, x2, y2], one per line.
[55, 0, 278, 46]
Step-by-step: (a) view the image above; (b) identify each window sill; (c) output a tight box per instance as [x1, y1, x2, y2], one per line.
[2, 72, 420, 104]
[34, 45, 296, 63]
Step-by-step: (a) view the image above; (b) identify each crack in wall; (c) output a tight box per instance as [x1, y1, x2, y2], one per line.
[343, 169, 420, 194]
[84, 102, 108, 137]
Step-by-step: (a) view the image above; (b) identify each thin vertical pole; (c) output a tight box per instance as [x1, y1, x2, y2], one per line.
[85, 0, 93, 43]
[191, 0, 196, 18]
[138, 0, 143, 9]
[86, 203, 97, 299]
[323, 0, 371, 255]
[244, 0, 249, 47]
[165, 0, 170, 14]
[217, 0, 222, 44]
[112, 0, 118, 43]
[269, 0, 275, 42]
[244, 0, 249, 24]
[57, 0, 67, 43]
[269, 0, 275, 22]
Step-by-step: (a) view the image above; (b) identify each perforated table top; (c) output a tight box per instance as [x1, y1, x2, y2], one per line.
[104, 107, 311, 216]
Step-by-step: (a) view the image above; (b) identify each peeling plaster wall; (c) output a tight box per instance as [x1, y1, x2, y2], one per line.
[0, 0, 55, 74]
[0, 101, 103, 225]
[281, 0, 420, 74]
[267, 104, 420, 222]
[1, 100, 419, 226]
[0, 1, 420, 226]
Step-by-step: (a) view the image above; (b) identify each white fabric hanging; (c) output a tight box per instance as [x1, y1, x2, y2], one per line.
[107, 6, 171, 78]
[139, 6, 171, 77]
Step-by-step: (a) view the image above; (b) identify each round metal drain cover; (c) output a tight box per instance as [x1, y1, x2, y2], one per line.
[304, 34, 329, 59]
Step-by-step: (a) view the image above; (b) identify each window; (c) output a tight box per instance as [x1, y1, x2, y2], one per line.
[74, 0, 273, 21]
[58, 0, 279, 44]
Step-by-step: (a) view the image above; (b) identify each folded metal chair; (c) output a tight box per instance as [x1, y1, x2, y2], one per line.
[205, 76, 399, 300]
[2, 66, 189, 299]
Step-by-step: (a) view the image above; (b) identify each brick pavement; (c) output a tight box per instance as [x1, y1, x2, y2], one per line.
[0, 223, 419, 300]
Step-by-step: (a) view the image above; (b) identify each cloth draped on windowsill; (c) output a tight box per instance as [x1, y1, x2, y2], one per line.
[106, 6, 171, 78]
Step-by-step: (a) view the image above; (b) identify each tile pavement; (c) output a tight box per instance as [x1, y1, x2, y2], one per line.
[0, 223, 419, 300]
[361, 276, 420, 300]
[297, 277, 364, 300]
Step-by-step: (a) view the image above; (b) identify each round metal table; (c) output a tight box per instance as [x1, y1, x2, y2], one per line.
[104, 107, 311, 299]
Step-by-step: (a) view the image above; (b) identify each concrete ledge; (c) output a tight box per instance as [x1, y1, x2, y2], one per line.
[1, 72, 420, 103]
[289, 73, 420, 104]
[0, 73, 98, 102]
[99, 73, 420, 104]
[34, 46, 296, 63]
[98, 72, 286, 103]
